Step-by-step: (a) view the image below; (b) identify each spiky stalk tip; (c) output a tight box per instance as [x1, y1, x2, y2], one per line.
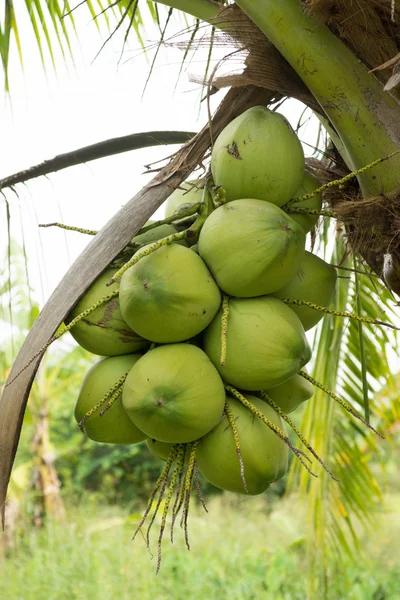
[260, 391, 338, 481]
[225, 385, 318, 478]
[281, 298, 399, 331]
[224, 401, 248, 492]
[299, 371, 384, 439]
[220, 295, 230, 366]
[107, 231, 188, 286]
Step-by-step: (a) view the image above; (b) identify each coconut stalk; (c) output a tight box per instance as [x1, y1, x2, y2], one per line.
[234, 0, 400, 197]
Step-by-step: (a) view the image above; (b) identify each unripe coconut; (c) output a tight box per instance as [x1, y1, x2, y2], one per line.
[264, 372, 314, 414]
[122, 344, 225, 443]
[146, 439, 189, 464]
[164, 181, 202, 217]
[286, 171, 322, 234]
[66, 268, 150, 356]
[203, 296, 311, 390]
[119, 243, 221, 343]
[75, 354, 146, 444]
[146, 438, 176, 462]
[197, 395, 289, 495]
[198, 199, 306, 297]
[211, 106, 304, 206]
[273, 251, 337, 331]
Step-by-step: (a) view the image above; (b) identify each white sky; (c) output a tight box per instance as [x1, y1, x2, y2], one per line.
[0, 3, 319, 311]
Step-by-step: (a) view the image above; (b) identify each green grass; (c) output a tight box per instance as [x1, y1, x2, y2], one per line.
[1, 494, 400, 600]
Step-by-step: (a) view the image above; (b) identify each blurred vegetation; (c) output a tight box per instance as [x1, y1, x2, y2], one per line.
[1, 489, 400, 600]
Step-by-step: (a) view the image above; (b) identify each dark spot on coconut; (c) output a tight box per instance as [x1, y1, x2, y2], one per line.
[202, 309, 207, 315]
[98, 299, 118, 325]
[282, 224, 295, 234]
[155, 398, 164, 407]
[226, 140, 242, 160]
[143, 281, 150, 291]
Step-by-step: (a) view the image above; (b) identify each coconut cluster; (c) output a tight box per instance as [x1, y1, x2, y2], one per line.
[71, 106, 337, 499]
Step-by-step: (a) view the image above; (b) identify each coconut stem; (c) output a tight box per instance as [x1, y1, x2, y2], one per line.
[224, 401, 248, 492]
[157, 445, 185, 573]
[225, 385, 318, 477]
[285, 207, 337, 219]
[193, 461, 208, 514]
[137, 202, 202, 234]
[180, 441, 198, 551]
[99, 387, 124, 417]
[283, 151, 400, 209]
[107, 231, 188, 285]
[5, 290, 120, 388]
[220, 295, 230, 366]
[170, 445, 187, 542]
[78, 374, 128, 430]
[132, 445, 178, 544]
[299, 371, 384, 438]
[281, 298, 399, 331]
[39, 223, 98, 236]
[260, 391, 337, 481]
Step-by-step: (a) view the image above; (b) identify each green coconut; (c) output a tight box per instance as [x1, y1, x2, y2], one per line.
[146, 439, 190, 464]
[75, 354, 146, 444]
[122, 344, 225, 443]
[286, 171, 322, 234]
[119, 243, 221, 343]
[265, 371, 314, 414]
[146, 438, 176, 462]
[211, 106, 304, 206]
[198, 199, 306, 297]
[203, 296, 311, 391]
[66, 268, 150, 356]
[164, 181, 203, 217]
[197, 395, 289, 495]
[273, 251, 337, 331]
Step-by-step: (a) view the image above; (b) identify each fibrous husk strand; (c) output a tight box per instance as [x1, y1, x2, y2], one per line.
[224, 401, 247, 492]
[157, 444, 185, 573]
[107, 231, 188, 285]
[220, 295, 230, 366]
[179, 442, 198, 551]
[299, 371, 384, 438]
[225, 385, 317, 477]
[132, 445, 178, 544]
[5, 290, 120, 388]
[281, 298, 399, 331]
[260, 391, 337, 480]
[78, 373, 128, 429]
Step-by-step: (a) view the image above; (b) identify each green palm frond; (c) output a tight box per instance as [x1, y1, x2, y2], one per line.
[0, 1, 226, 90]
[288, 235, 400, 598]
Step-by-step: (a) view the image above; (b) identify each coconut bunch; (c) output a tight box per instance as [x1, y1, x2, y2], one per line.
[68, 106, 380, 564]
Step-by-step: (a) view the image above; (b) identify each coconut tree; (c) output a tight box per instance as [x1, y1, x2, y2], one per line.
[1, 1, 400, 596]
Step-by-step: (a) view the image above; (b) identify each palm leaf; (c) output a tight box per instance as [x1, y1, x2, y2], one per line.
[0, 1, 226, 90]
[288, 234, 400, 598]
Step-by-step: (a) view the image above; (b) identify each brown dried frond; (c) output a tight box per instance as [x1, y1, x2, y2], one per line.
[305, 155, 400, 275]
